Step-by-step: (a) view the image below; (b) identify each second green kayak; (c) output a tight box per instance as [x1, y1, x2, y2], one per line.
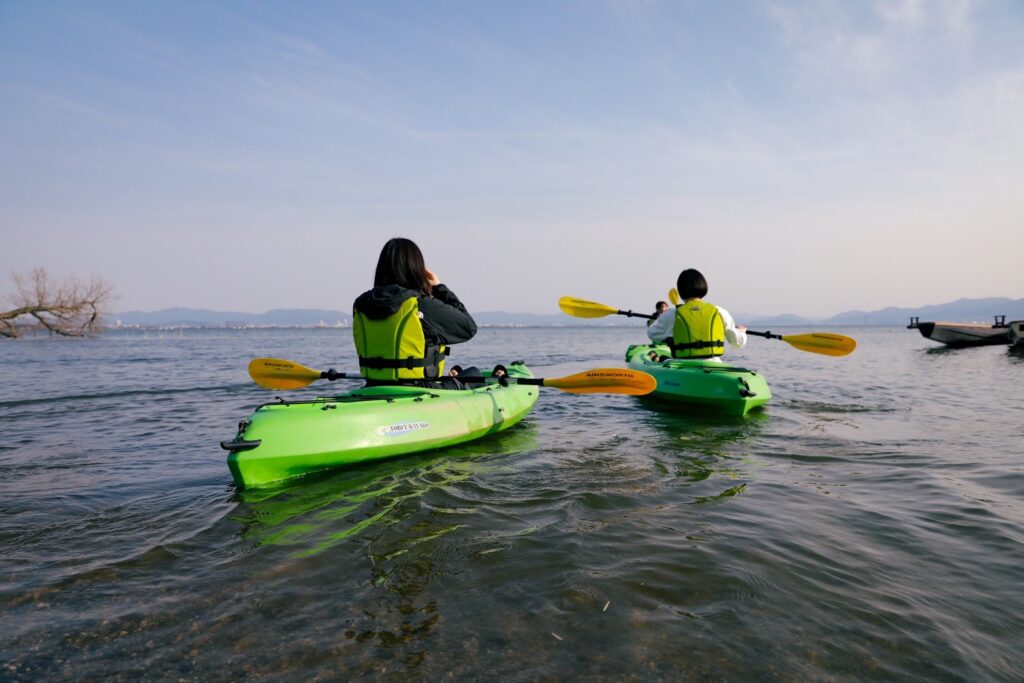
[222, 362, 539, 489]
[625, 344, 771, 415]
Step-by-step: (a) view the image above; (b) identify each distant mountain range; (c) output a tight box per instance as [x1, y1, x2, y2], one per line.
[823, 297, 1024, 326]
[112, 297, 1024, 328]
[732, 297, 1024, 327]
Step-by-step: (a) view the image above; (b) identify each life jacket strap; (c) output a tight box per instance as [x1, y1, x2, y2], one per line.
[358, 345, 448, 369]
[672, 340, 725, 351]
[359, 356, 430, 369]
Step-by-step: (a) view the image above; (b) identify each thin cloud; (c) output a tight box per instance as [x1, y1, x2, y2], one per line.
[874, 0, 978, 42]
[767, 0, 979, 88]
[221, 9, 372, 82]
[67, 10, 187, 74]
[14, 85, 123, 126]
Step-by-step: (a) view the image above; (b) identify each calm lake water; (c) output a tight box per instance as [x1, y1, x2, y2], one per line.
[2, 326, 1023, 681]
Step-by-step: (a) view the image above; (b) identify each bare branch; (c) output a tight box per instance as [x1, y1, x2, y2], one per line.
[1, 267, 117, 338]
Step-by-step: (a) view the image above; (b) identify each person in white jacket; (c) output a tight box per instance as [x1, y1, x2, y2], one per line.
[646, 269, 746, 362]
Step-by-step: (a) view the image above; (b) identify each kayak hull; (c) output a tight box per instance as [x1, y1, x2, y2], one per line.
[625, 345, 771, 416]
[224, 363, 539, 489]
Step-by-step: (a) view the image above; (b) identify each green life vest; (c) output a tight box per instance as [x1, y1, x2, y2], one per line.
[671, 300, 726, 359]
[352, 296, 447, 380]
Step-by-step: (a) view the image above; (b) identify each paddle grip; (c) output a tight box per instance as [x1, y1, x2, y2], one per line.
[322, 368, 361, 381]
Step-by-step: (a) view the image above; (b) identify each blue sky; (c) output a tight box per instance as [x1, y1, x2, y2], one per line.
[2, 1, 1023, 317]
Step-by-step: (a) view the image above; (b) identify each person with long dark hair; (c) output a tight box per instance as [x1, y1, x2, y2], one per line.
[646, 268, 747, 361]
[352, 238, 478, 387]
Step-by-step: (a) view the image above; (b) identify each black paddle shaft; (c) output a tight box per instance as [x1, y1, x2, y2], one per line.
[321, 369, 363, 381]
[318, 370, 518, 387]
[746, 330, 784, 340]
[617, 309, 655, 320]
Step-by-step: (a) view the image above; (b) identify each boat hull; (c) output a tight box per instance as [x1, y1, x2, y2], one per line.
[625, 345, 771, 416]
[224, 363, 539, 488]
[914, 321, 1010, 347]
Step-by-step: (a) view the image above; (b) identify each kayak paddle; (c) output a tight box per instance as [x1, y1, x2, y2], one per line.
[559, 296, 857, 356]
[248, 358, 362, 390]
[523, 368, 656, 395]
[248, 357, 656, 395]
[557, 296, 654, 320]
[745, 330, 857, 356]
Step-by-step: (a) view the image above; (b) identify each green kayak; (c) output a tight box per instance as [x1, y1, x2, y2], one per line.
[625, 344, 771, 415]
[222, 362, 539, 489]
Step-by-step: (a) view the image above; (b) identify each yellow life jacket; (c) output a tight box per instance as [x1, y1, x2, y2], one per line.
[671, 300, 725, 359]
[353, 296, 447, 380]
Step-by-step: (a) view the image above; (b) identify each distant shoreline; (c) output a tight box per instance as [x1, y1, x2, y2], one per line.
[9, 300, 1019, 337]
[6, 323, 902, 337]
[105, 322, 897, 331]
[107, 297, 1024, 330]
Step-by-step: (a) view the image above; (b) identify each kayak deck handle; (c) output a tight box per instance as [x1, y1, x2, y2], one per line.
[221, 439, 262, 452]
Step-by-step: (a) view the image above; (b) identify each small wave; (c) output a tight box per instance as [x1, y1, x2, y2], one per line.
[787, 399, 899, 414]
[0, 384, 255, 408]
[692, 483, 747, 504]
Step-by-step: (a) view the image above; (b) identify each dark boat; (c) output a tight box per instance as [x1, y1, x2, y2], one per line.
[1009, 320, 1024, 348]
[907, 315, 1010, 347]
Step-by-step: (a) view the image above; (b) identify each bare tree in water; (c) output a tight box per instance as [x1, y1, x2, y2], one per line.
[0, 268, 116, 338]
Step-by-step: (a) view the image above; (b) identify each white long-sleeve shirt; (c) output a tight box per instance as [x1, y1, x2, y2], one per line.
[646, 301, 747, 357]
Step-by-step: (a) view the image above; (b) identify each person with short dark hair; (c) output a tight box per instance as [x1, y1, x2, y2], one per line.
[647, 301, 670, 327]
[646, 268, 747, 361]
[353, 237, 477, 387]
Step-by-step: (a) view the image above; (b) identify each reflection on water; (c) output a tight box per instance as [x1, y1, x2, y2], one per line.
[3, 328, 1024, 680]
[923, 344, 972, 355]
[639, 406, 765, 502]
[232, 422, 539, 558]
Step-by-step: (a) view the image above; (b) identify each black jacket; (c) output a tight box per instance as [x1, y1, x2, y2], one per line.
[352, 283, 477, 347]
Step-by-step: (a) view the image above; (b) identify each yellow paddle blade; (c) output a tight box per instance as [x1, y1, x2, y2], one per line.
[558, 296, 619, 319]
[668, 288, 680, 305]
[543, 368, 656, 395]
[248, 357, 322, 390]
[780, 333, 857, 357]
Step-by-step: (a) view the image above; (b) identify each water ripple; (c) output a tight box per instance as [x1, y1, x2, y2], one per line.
[2, 327, 1023, 680]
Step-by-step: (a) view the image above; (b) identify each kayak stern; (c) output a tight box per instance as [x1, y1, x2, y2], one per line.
[625, 345, 771, 416]
[225, 364, 538, 488]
